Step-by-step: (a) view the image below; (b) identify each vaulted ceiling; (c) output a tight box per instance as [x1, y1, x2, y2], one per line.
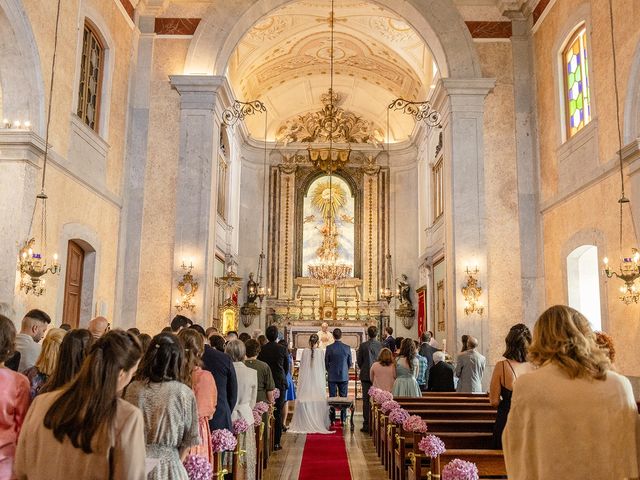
[227, 1, 438, 143]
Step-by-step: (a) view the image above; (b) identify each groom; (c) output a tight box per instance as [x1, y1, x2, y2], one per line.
[325, 328, 352, 425]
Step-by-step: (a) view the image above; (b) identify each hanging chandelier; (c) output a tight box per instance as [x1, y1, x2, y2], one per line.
[307, 0, 352, 285]
[601, 0, 639, 304]
[18, 0, 63, 295]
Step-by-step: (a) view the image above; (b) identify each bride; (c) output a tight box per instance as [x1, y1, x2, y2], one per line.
[288, 334, 334, 434]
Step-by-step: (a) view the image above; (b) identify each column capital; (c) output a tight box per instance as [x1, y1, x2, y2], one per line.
[170, 75, 233, 111]
[432, 78, 496, 118]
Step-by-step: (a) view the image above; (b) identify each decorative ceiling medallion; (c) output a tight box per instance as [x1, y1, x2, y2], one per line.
[246, 16, 290, 41]
[276, 89, 383, 146]
[371, 17, 416, 43]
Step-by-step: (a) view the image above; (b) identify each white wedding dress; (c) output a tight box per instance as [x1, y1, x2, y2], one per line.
[288, 348, 334, 434]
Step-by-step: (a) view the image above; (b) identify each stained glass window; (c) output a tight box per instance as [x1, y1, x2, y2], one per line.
[77, 22, 104, 132]
[563, 26, 591, 138]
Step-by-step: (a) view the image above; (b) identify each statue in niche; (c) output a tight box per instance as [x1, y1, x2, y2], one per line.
[397, 274, 412, 307]
[246, 272, 258, 304]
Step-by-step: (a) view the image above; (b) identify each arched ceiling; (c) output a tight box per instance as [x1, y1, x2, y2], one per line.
[227, 0, 438, 143]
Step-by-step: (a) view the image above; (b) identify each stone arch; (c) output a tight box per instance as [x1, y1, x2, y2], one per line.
[184, 0, 481, 81]
[0, 0, 45, 134]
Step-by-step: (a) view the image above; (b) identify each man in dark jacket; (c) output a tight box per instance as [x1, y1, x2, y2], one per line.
[356, 325, 382, 433]
[382, 326, 396, 353]
[258, 325, 289, 450]
[203, 335, 238, 430]
[427, 350, 455, 392]
[325, 328, 352, 424]
[418, 331, 439, 384]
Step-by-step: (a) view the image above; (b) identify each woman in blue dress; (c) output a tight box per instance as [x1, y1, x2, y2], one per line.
[279, 340, 296, 431]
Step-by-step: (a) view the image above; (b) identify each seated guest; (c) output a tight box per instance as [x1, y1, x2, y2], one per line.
[489, 324, 534, 448]
[179, 329, 217, 466]
[15, 330, 145, 479]
[170, 314, 192, 333]
[226, 340, 257, 480]
[15, 309, 51, 372]
[392, 338, 421, 397]
[0, 315, 30, 480]
[40, 329, 93, 394]
[427, 351, 454, 392]
[124, 333, 200, 479]
[414, 340, 428, 391]
[87, 316, 110, 339]
[24, 328, 66, 398]
[370, 347, 396, 393]
[503, 305, 639, 479]
[203, 333, 238, 431]
[455, 336, 486, 393]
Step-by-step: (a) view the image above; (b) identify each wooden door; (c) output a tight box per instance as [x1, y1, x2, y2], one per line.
[62, 240, 85, 328]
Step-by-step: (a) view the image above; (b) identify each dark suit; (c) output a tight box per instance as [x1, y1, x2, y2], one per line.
[383, 335, 396, 353]
[5, 351, 20, 372]
[418, 342, 438, 383]
[258, 341, 289, 445]
[202, 344, 238, 430]
[427, 361, 455, 392]
[325, 340, 352, 423]
[357, 338, 382, 430]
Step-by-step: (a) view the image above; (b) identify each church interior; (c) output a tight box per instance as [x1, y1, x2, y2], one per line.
[2, 0, 640, 478]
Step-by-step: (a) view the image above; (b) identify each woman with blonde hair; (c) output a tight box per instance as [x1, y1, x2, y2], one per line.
[23, 328, 66, 398]
[503, 305, 638, 480]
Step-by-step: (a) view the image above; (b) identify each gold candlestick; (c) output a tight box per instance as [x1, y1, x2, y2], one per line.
[298, 297, 304, 321]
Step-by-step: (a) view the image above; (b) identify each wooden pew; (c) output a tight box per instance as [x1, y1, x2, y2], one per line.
[402, 402, 495, 411]
[406, 450, 506, 480]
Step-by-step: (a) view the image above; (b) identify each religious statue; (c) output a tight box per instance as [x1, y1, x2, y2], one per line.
[397, 274, 412, 307]
[246, 272, 258, 304]
[316, 322, 334, 349]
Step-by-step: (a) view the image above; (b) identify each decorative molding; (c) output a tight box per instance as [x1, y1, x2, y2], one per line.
[465, 21, 512, 39]
[533, 0, 553, 26]
[118, 0, 135, 22]
[155, 18, 200, 35]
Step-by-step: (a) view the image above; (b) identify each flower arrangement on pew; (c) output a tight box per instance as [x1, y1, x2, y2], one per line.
[211, 428, 238, 453]
[380, 400, 400, 414]
[418, 434, 446, 458]
[441, 458, 479, 480]
[369, 387, 393, 405]
[368, 386, 381, 398]
[252, 401, 271, 425]
[183, 455, 213, 480]
[402, 415, 428, 434]
[388, 407, 410, 425]
[233, 418, 249, 435]
[272, 387, 280, 402]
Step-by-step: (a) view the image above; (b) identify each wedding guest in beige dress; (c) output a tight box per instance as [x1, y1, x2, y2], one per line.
[124, 332, 200, 480]
[14, 330, 145, 480]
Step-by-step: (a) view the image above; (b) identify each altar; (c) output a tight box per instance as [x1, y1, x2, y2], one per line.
[287, 324, 366, 350]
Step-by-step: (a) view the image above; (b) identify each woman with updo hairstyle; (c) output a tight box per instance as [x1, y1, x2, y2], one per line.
[0, 315, 30, 480]
[124, 332, 200, 480]
[40, 328, 93, 394]
[15, 330, 145, 479]
[178, 328, 217, 465]
[503, 306, 638, 480]
[489, 323, 534, 448]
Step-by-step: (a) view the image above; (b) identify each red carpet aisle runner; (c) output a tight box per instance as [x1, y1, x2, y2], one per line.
[298, 426, 351, 480]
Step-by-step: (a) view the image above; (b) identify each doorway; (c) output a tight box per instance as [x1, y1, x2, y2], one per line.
[62, 240, 85, 328]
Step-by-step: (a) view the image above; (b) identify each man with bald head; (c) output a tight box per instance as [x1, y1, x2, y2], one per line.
[15, 309, 51, 372]
[88, 316, 110, 339]
[454, 335, 486, 393]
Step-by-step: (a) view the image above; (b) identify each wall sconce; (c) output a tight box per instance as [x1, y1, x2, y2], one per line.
[3, 119, 31, 130]
[175, 259, 198, 313]
[461, 266, 484, 316]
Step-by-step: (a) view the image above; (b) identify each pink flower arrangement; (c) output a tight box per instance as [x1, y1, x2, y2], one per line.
[210, 428, 238, 453]
[418, 435, 446, 458]
[374, 390, 394, 404]
[273, 388, 281, 401]
[402, 415, 428, 433]
[253, 410, 263, 425]
[253, 401, 270, 416]
[441, 459, 479, 480]
[388, 408, 410, 425]
[183, 455, 213, 480]
[380, 400, 401, 414]
[368, 386, 381, 398]
[233, 418, 249, 435]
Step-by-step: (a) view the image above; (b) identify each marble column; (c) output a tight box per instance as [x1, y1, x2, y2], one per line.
[432, 78, 495, 357]
[169, 75, 228, 325]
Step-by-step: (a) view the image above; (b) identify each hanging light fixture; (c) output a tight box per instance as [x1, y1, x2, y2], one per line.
[601, 0, 640, 304]
[18, 0, 63, 295]
[307, 0, 352, 285]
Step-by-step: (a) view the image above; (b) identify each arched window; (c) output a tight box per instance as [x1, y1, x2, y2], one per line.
[562, 24, 592, 138]
[77, 21, 104, 131]
[567, 245, 601, 330]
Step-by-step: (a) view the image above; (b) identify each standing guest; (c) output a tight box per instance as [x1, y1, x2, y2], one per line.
[203, 334, 238, 431]
[0, 315, 30, 480]
[455, 336, 486, 393]
[258, 325, 288, 450]
[489, 324, 534, 448]
[594, 331, 616, 364]
[252, 329, 263, 339]
[138, 333, 152, 352]
[205, 326, 218, 338]
[503, 305, 638, 479]
[370, 348, 396, 393]
[413, 341, 429, 392]
[428, 351, 455, 392]
[382, 326, 396, 354]
[257, 335, 267, 347]
[325, 328, 352, 425]
[4, 351, 20, 372]
[239, 332, 251, 343]
[189, 324, 206, 337]
[427, 330, 439, 348]
[15, 330, 145, 479]
[87, 316, 109, 339]
[279, 339, 296, 430]
[170, 314, 193, 333]
[58, 324, 72, 332]
[40, 329, 94, 394]
[356, 326, 382, 433]
[15, 309, 51, 372]
[179, 329, 217, 465]
[226, 331, 238, 342]
[210, 334, 226, 353]
[226, 340, 257, 480]
[460, 334, 470, 353]
[127, 327, 141, 336]
[124, 333, 200, 480]
[418, 332, 438, 371]
[23, 328, 66, 398]
[392, 338, 421, 397]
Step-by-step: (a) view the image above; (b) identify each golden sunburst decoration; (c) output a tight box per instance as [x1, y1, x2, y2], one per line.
[310, 180, 346, 221]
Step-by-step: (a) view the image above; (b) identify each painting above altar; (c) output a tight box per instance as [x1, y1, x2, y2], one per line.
[302, 174, 355, 277]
